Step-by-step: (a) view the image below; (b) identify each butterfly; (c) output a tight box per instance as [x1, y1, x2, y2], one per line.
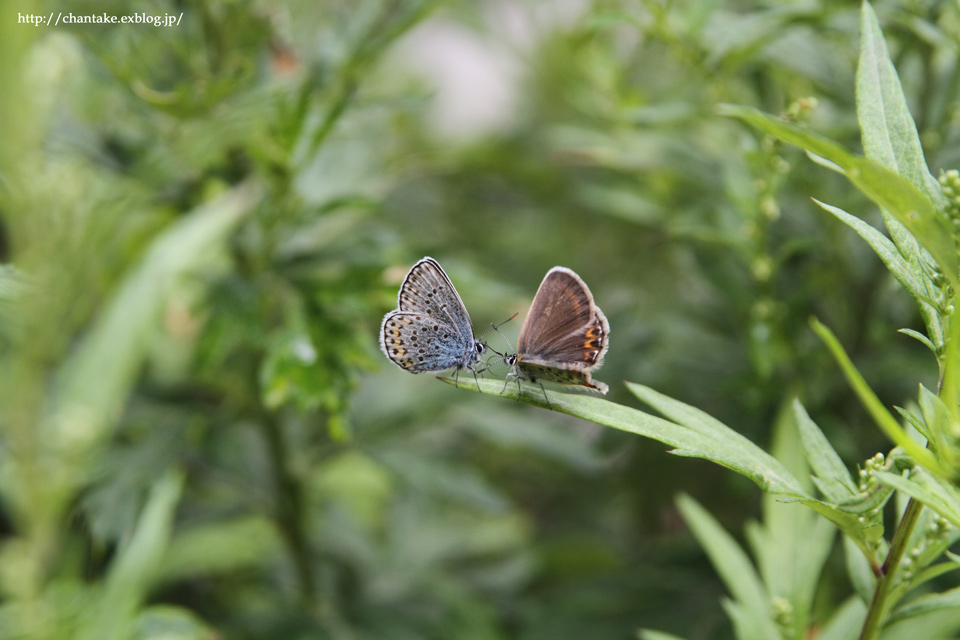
[495, 266, 609, 407]
[380, 257, 489, 385]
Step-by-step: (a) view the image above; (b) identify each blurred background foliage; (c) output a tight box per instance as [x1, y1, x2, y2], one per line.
[0, 0, 958, 638]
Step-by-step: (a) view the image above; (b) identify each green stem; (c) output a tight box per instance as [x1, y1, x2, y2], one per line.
[260, 408, 317, 607]
[858, 497, 924, 640]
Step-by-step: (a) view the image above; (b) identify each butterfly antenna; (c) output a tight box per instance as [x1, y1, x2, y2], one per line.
[482, 312, 517, 354]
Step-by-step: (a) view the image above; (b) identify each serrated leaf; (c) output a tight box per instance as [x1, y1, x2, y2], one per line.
[793, 399, 860, 502]
[918, 384, 951, 456]
[907, 560, 960, 593]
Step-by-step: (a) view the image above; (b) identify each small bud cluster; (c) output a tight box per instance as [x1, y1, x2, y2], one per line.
[772, 596, 794, 632]
[858, 452, 886, 493]
[940, 169, 960, 231]
[784, 97, 819, 123]
[900, 511, 954, 582]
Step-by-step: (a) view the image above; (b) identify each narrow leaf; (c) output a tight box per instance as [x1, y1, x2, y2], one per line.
[628, 383, 807, 496]
[719, 104, 957, 285]
[637, 631, 689, 640]
[793, 399, 860, 502]
[817, 596, 868, 640]
[440, 377, 808, 497]
[52, 184, 260, 453]
[812, 199, 925, 305]
[78, 470, 185, 640]
[857, 1, 941, 201]
[874, 469, 960, 528]
[898, 328, 937, 355]
[844, 535, 876, 604]
[677, 494, 779, 640]
[798, 498, 882, 566]
[810, 318, 944, 474]
[887, 586, 960, 624]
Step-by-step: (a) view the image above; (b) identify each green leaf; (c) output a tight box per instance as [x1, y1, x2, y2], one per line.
[637, 631, 689, 640]
[856, 1, 941, 202]
[810, 318, 944, 474]
[812, 199, 928, 310]
[918, 384, 952, 459]
[132, 606, 215, 640]
[718, 104, 957, 286]
[937, 308, 960, 471]
[844, 535, 876, 604]
[898, 329, 938, 355]
[817, 596, 867, 640]
[52, 184, 260, 456]
[627, 383, 808, 496]
[677, 494, 779, 640]
[907, 559, 960, 593]
[895, 404, 935, 446]
[796, 498, 882, 567]
[874, 468, 960, 528]
[157, 516, 281, 585]
[439, 377, 809, 497]
[0, 265, 29, 301]
[793, 399, 860, 503]
[813, 198, 944, 351]
[887, 586, 960, 624]
[452, 404, 604, 472]
[375, 448, 509, 511]
[78, 470, 185, 640]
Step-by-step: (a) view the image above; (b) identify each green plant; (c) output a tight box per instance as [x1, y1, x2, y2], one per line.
[452, 3, 960, 639]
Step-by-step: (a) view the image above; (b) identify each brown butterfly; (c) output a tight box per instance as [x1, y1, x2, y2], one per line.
[495, 267, 609, 407]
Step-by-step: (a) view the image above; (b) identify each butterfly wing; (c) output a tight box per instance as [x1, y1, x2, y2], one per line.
[516, 267, 609, 371]
[381, 311, 469, 373]
[397, 257, 476, 347]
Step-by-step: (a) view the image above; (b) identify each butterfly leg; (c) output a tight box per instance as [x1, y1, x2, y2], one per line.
[500, 372, 513, 397]
[534, 378, 552, 410]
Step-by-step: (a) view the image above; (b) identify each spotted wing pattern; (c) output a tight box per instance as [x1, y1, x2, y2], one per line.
[380, 257, 480, 374]
[397, 257, 474, 343]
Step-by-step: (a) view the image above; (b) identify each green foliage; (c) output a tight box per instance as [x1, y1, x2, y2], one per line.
[2, 0, 960, 639]
[456, 2, 960, 638]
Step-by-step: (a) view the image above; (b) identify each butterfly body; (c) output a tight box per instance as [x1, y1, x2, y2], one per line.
[380, 257, 487, 377]
[504, 267, 609, 400]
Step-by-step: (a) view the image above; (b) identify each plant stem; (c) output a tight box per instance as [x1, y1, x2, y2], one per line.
[858, 496, 924, 640]
[260, 409, 317, 608]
